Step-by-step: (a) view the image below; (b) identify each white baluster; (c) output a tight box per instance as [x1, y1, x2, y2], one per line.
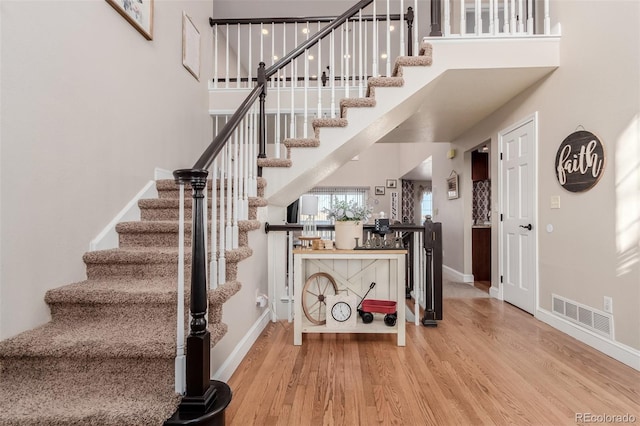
[210, 156, 218, 289]
[175, 183, 186, 394]
[232, 131, 239, 249]
[238, 120, 245, 221]
[386, 0, 391, 76]
[218, 131, 226, 285]
[544, 0, 550, 35]
[489, 0, 494, 35]
[237, 23, 241, 88]
[271, 22, 275, 88]
[225, 24, 230, 88]
[344, 20, 349, 97]
[304, 22, 309, 138]
[359, 10, 364, 98]
[242, 116, 249, 219]
[372, 1, 378, 75]
[493, 0, 500, 35]
[330, 29, 336, 118]
[249, 107, 256, 197]
[444, 0, 451, 36]
[527, 0, 534, 34]
[260, 22, 264, 63]
[248, 23, 252, 89]
[213, 24, 218, 88]
[510, 0, 517, 34]
[276, 62, 281, 159]
[287, 232, 294, 322]
[476, 0, 482, 35]
[351, 19, 356, 92]
[317, 22, 322, 118]
[518, 0, 524, 33]
[461, 0, 466, 36]
[225, 141, 233, 250]
[413, 0, 418, 54]
[504, 0, 510, 33]
[400, 1, 405, 56]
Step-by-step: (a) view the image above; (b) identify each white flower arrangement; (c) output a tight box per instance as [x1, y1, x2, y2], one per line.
[323, 198, 373, 222]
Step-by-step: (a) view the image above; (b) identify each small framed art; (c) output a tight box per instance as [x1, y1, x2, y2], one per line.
[386, 179, 397, 188]
[375, 186, 385, 195]
[106, 0, 154, 40]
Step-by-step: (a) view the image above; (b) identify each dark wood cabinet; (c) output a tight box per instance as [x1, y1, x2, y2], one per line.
[472, 227, 491, 281]
[472, 151, 489, 181]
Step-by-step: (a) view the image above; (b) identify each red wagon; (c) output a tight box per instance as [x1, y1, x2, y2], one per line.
[357, 282, 398, 327]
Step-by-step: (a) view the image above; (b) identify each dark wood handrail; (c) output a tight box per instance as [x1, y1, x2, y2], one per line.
[192, 84, 262, 170]
[265, 0, 374, 79]
[210, 13, 401, 26]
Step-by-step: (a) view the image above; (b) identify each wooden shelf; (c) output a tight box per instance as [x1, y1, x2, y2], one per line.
[293, 251, 406, 346]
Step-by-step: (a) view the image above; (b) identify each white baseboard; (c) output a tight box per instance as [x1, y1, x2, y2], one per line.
[443, 265, 474, 283]
[536, 308, 640, 371]
[89, 180, 158, 251]
[212, 309, 271, 382]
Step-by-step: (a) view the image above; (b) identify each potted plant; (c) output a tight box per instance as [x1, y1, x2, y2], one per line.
[324, 198, 373, 249]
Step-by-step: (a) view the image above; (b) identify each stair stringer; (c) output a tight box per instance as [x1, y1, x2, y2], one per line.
[260, 37, 561, 207]
[262, 64, 445, 207]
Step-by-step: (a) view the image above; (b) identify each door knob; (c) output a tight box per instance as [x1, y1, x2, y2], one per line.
[519, 224, 533, 231]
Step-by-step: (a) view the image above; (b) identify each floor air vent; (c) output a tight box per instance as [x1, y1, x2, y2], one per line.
[551, 294, 614, 339]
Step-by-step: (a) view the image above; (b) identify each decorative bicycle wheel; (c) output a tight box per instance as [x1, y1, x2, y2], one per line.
[302, 272, 338, 325]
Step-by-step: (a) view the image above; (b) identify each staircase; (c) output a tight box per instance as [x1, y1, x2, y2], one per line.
[0, 178, 266, 425]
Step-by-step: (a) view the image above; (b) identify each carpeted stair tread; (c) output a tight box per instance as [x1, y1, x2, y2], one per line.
[0, 359, 179, 426]
[393, 55, 433, 76]
[312, 118, 348, 128]
[139, 196, 266, 210]
[0, 315, 176, 359]
[45, 278, 179, 305]
[155, 177, 266, 191]
[116, 219, 261, 234]
[283, 138, 320, 148]
[84, 246, 252, 265]
[257, 158, 292, 168]
[339, 97, 377, 118]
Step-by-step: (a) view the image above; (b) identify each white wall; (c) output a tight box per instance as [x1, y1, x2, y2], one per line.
[433, 0, 640, 350]
[0, 1, 214, 339]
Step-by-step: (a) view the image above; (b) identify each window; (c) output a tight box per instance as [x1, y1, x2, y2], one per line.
[421, 192, 432, 220]
[305, 187, 369, 224]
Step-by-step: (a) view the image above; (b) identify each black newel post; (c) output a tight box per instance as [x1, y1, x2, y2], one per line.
[429, 0, 443, 36]
[406, 7, 414, 56]
[421, 219, 442, 327]
[257, 62, 267, 168]
[165, 169, 232, 426]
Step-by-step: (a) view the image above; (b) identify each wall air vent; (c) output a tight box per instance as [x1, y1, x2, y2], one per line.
[551, 294, 614, 340]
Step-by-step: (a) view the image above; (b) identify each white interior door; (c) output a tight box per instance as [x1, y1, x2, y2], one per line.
[500, 115, 537, 314]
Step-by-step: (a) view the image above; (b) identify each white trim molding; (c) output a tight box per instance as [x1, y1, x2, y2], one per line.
[443, 265, 474, 283]
[212, 309, 271, 382]
[537, 308, 640, 371]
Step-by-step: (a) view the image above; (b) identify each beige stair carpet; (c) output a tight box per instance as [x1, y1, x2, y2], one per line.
[0, 177, 267, 425]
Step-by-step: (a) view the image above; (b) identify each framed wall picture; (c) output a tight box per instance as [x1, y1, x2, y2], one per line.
[386, 179, 397, 188]
[375, 186, 385, 195]
[182, 12, 201, 80]
[447, 171, 459, 200]
[106, 0, 154, 40]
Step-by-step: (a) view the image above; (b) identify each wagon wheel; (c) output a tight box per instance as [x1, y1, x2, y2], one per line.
[302, 272, 338, 325]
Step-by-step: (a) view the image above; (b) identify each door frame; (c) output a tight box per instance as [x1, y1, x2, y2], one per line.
[497, 112, 539, 315]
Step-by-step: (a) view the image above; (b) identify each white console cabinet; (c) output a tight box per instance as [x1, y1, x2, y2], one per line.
[293, 249, 406, 346]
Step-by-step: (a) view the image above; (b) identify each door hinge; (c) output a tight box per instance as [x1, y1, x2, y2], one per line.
[500, 214, 503, 221]
[500, 275, 503, 283]
[500, 152, 503, 160]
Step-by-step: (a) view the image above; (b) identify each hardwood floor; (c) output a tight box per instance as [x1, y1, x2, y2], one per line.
[225, 298, 640, 425]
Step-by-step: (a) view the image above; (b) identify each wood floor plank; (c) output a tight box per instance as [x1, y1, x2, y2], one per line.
[225, 297, 640, 425]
